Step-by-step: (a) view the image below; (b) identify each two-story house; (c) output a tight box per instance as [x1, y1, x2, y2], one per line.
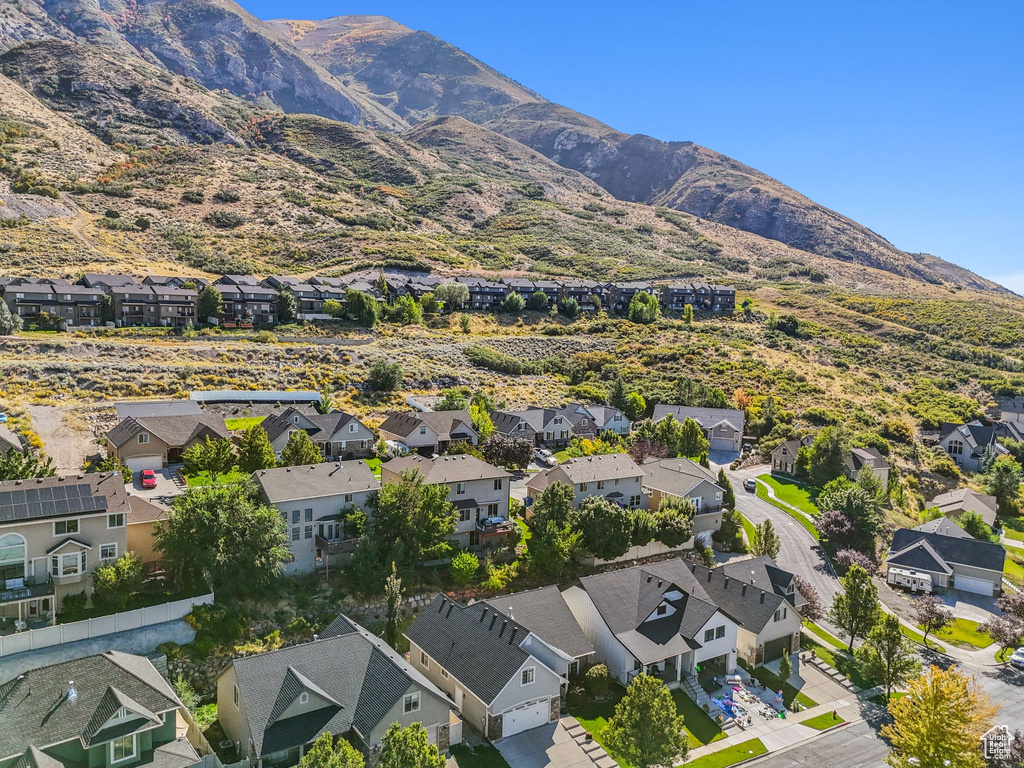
[0, 472, 131, 623]
[252, 461, 380, 574]
[770, 436, 814, 476]
[381, 454, 513, 548]
[377, 410, 479, 455]
[584, 405, 632, 437]
[490, 404, 597, 447]
[653, 405, 746, 454]
[263, 277, 325, 318]
[110, 286, 198, 328]
[0, 651, 201, 768]
[79, 273, 138, 290]
[406, 595, 565, 741]
[2, 280, 104, 327]
[106, 414, 232, 471]
[214, 276, 278, 325]
[560, 279, 603, 310]
[218, 613, 456, 767]
[260, 407, 374, 459]
[501, 277, 536, 300]
[938, 421, 1011, 474]
[610, 281, 654, 313]
[844, 447, 890, 487]
[641, 457, 726, 536]
[526, 453, 646, 510]
[456, 276, 508, 310]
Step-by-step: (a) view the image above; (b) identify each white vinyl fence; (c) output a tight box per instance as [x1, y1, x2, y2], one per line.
[0, 593, 213, 657]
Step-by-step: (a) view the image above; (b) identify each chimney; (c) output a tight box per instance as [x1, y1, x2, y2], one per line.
[508, 606, 514, 621]
[723, 576, 729, 589]
[742, 584, 747, 596]
[760, 592, 765, 604]
[313, 634, 319, 642]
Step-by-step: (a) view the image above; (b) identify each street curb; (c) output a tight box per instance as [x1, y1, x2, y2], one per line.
[736, 717, 860, 766]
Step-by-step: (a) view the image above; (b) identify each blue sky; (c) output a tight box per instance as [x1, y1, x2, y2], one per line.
[241, 0, 1024, 291]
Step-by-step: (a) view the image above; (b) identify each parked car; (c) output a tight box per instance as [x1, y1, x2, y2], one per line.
[139, 469, 158, 489]
[1010, 647, 1024, 669]
[744, 478, 757, 492]
[0, 412, 8, 423]
[532, 448, 557, 467]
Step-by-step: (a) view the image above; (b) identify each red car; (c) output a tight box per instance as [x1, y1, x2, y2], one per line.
[139, 469, 158, 489]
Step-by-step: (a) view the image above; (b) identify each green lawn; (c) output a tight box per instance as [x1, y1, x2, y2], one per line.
[364, 457, 382, 477]
[802, 621, 846, 650]
[184, 468, 248, 486]
[685, 738, 767, 768]
[737, 512, 757, 547]
[759, 475, 820, 517]
[754, 483, 820, 540]
[999, 515, 1024, 540]
[449, 744, 511, 768]
[1004, 556, 1024, 587]
[553, 450, 571, 462]
[224, 416, 265, 430]
[932, 618, 992, 649]
[996, 647, 1014, 663]
[800, 635, 880, 690]
[800, 712, 845, 730]
[897, 622, 942, 650]
[738, 661, 817, 709]
[869, 691, 908, 707]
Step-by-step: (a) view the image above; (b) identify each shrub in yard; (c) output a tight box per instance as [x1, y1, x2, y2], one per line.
[449, 551, 479, 585]
[61, 590, 87, 617]
[91, 551, 143, 611]
[584, 663, 611, 697]
[367, 359, 403, 391]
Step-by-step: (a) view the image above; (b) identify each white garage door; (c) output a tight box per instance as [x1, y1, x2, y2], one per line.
[124, 455, 163, 472]
[710, 436, 735, 452]
[502, 699, 549, 738]
[954, 574, 995, 596]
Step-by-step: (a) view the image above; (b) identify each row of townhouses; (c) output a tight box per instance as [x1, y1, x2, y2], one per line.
[0, 270, 735, 328]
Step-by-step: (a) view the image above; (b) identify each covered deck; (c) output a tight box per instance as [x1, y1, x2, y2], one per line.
[0, 574, 56, 634]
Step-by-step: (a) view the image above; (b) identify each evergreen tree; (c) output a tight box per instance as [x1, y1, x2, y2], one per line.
[280, 430, 322, 466]
[199, 285, 223, 319]
[751, 519, 781, 559]
[0, 300, 22, 335]
[0, 449, 54, 480]
[717, 468, 736, 509]
[604, 675, 688, 768]
[384, 561, 403, 649]
[181, 436, 236, 481]
[237, 426, 277, 473]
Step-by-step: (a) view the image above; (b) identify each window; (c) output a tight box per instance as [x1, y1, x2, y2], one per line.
[107, 513, 125, 528]
[344, 493, 353, 503]
[420, 651, 429, 667]
[629, 495, 642, 508]
[581, 419, 589, 426]
[0, 533, 27, 577]
[487, 503, 498, 516]
[459, 508, 471, 523]
[521, 667, 535, 686]
[404, 692, 420, 713]
[110, 735, 137, 763]
[493, 478, 503, 491]
[948, 440, 964, 456]
[774, 607, 788, 622]
[597, 480, 605, 490]
[233, 684, 239, 707]
[613, 414, 622, 422]
[100, 543, 117, 560]
[53, 519, 79, 536]
[51, 551, 85, 577]
[441, 668, 449, 680]
[456, 482, 466, 495]
[419, 426, 427, 435]
[716, 625, 725, 639]
[349, 423, 358, 433]
[304, 509, 313, 522]
[291, 527, 300, 542]
[579, 483, 588, 492]
[304, 525, 313, 540]
[716, 492, 723, 501]
[298, 692, 309, 705]
[292, 510, 300, 524]
[614, 478, 620, 485]
[704, 628, 715, 642]
[137, 433, 149, 444]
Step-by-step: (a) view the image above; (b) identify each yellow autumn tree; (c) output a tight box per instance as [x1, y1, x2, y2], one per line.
[882, 665, 996, 768]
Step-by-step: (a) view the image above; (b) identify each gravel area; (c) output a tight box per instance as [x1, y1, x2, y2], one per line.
[26, 403, 102, 471]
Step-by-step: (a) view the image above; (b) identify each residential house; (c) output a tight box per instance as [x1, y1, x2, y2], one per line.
[142, 275, 209, 289]
[2, 280, 105, 327]
[218, 613, 456, 767]
[717, 556, 804, 664]
[483, 586, 596, 677]
[0, 426, 22, 455]
[214, 276, 278, 325]
[79, 273, 138, 289]
[105, 414, 232, 471]
[502, 277, 536, 300]
[560, 279, 603, 310]
[490, 404, 597, 447]
[561, 558, 740, 688]
[844, 447, 890, 487]
[377, 410, 479, 455]
[381, 454, 512, 548]
[928, 488, 999, 527]
[770, 436, 814, 476]
[264, 277, 326, 319]
[938, 421, 1008, 473]
[0, 472, 130, 622]
[456, 276, 507, 310]
[126, 496, 167, 570]
[883, 521, 1006, 596]
[114, 400, 203, 421]
[406, 595, 565, 741]
[110, 286, 198, 328]
[252, 461, 380, 574]
[261, 407, 374, 459]
[526, 453, 646, 510]
[641, 457, 726, 535]
[531, 280, 562, 305]
[998, 397, 1024, 423]
[610, 281, 654, 312]
[710, 284, 737, 312]
[0, 650, 201, 768]
[584, 405, 632, 437]
[652, 405, 746, 453]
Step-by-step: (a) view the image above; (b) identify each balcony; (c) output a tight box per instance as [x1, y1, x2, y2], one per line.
[315, 534, 361, 555]
[695, 504, 724, 515]
[0, 574, 54, 606]
[476, 518, 516, 537]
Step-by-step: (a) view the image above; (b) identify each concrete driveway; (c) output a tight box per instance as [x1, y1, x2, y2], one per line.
[130, 466, 185, 502]
[939, 590, 999, 622]
[495, 720, 616, 768]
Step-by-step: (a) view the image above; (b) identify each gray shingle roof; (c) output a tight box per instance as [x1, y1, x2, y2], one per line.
[539, 453, 642, 485]
[886, 538, 954, 575]
[227, 616, 448, 757]
[0, 651, 180, 761]
[0, 473, 127, 525]
[928, 488, 998, 526]
[378, 410, 476, 441]
[106, 415, 230, 449]
[0, 426, 23, 454]
[484, 586, 594, 659]
[405, 595, 537, 704]
[114, 400, 202, 420]
[253, 461, 379, 505]
[261, 408, 362, 443]
[652, 405, 745, 434]
[913, 517, 972, 538]
[888, 528, 1005, 573]
[383, 454, 510, 485]
[640, 457, 720, 498]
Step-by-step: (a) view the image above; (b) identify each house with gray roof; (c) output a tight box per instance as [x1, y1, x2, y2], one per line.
[252, 461, 379, 574]
[884, 521, 1006, 596]
[113, 400, 202, 421]
[0, 472, 130, 621]
[938, 420, 1009, 473]
[260, 407, 374, 460]
[106, 414, 230, 471]
[406, 595, 565, 741]
[377, 410, 478, 456]
[218, 613, 456, 766]
[844, 447, 890, 487]
[0, 650, 200, 768]
[641, 457, 726, 535]
[928, 488, 999, 527]
[380, 455, 513, 549]
[652, 405, 746, 453]
[490, 404, 599, 447]
[526, 453, 646, 510]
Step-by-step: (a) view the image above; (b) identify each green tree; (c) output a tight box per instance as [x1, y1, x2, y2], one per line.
[367, 359, 403, 391]
[346, 289, 379, 328]
[181, 436, 236, 481]
[682, 304, 694, 324]
[392, 294, 422, 325]
[434, 282, 469, 312]
[375, 272, 389, 299]
[626, 292, 660, 324]
[827, 563, 880, 651]
[280, 430, 323, 467]
[384, 561, 403, 649]
[85, 454, 132, 484]
[527, 290, 549, 310]
[528, 519, 582, 580]
[558, 297, 581, 319]
[778, 650, 792, 682]
[419, 293, 439, 315]
[367, 469, 457, 570]
[653, 497, 695, 548]
[983, 455, 1023, 513]
[717, 468, 736, 510]
[809, 426, 849, 487]
[99, 294, 114, 323]
[678, 417, 709, 459]
[623, 391, 646, 422]
[499, 291, 526, 312]
[469, 403, 494, 442]
[751, 518, 781, 558]
[450, 550, 479, 585]
[199, 285, 223, 319]
[277, 289, 297, 324]
[237, 426, 277, 474]
[0, 449, 55, 480]
[856, 613, 921, 701]
[604, 674, 688, 768]
[955, 509, 993, 541]
[911, 594, 954, 647]
[0, 299, 22, 335]
[297, 733, 363, 768]
[434, 388, 468, 411]
[459, 312, 472, 334]
[573, 496, 634, 561]
[91, 551, 143, 610]
[156, 482, 289, 597]
[530, 481, 576, 530]
[379, 722, 445, 768]
[323, 298, 343, 318]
